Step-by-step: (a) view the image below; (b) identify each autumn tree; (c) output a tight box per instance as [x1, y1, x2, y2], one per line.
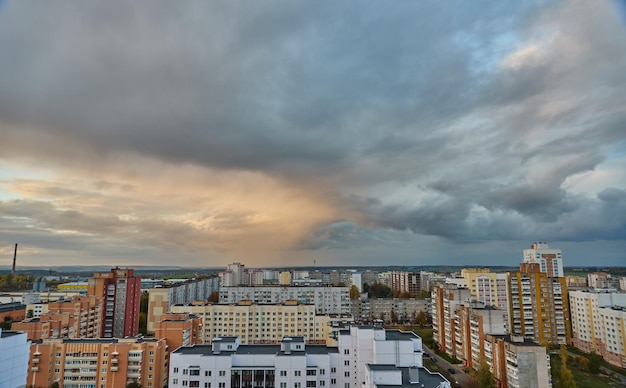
[559, 344, 577, 388]
[208, 291, 219, 303]
[416, 310, 428, 326]
[349, 285, 360, 299]
[476, 360, 496, 388]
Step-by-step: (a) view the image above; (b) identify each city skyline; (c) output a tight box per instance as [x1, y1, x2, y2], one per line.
[1, 1, 625, 268]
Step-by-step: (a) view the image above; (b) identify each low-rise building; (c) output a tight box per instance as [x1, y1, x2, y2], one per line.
[169, 326, 451, 388]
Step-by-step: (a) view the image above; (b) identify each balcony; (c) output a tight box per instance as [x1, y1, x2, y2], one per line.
[32, 358, 40, 364]
[31, 367, 39, 372]
[111, 366, 119, 372]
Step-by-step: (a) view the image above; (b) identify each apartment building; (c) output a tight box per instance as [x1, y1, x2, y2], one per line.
[15, 296, 103, 340]
[350, 298, 428, 323]
[453, 302, 507, 368]
[379, 271, 422, 296]
[168, 326, 451, 388]
[508, 263, 570, 345]
[569, 290, 626, 368]
[522, 242, 564, 278]
[87, 267, 141, 338]
[146, 276, 220, 333]
[587, 272, 619, 290]
[27, 336, 168, 388]
[219, 286, 350, 315]
[431, 285, 471, 354]
[484, 334, 551, 388]
[154, 313, 203, 351]
[170, 300, 332, 344]
[461, 268, 509, 310]
[0, 329, 30, 388]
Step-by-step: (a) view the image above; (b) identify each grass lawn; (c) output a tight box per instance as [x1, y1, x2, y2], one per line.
[414, 328, 434, 345]
[551, 354, 622, 388]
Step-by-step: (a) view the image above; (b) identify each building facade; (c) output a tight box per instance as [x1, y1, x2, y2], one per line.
[27, 336, 168, 388]
[170, 300, 332, 344]
[522, 242, 564, 278]
[146, 276, 220, 334]
[484, 334, 551, 388]
[219, 286, 350, 315]
[87, 267, 141, 338]
[461, 268, 509, 310]
[0, 329, 30, 388]
[507, 263, 570, 345]
[569, 290, 626, 368]
[431, 285, 472, 354]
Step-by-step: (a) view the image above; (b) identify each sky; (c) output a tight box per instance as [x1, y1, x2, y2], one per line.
[0, 0, 625, 269]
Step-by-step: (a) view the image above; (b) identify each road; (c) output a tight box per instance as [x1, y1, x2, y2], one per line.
[423, 344, 473, 387]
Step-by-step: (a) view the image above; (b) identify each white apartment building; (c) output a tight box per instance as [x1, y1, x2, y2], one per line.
[219, 286, 350, 315]
[569, 290, 626, 368]
[0, 329, 30, 388]
[169, 326, 451, 388]
[522, 242, 564, 278]
[170, 300, 332, 345]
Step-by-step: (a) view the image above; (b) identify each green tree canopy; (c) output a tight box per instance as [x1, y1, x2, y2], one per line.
[349, 285, 360, 299]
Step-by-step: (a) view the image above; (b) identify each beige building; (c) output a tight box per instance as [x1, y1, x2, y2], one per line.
[154, 313, 203, 351]
[508, 263, 571, 346]
[484, 334, 551, 388]
[431, 285, 472, 354]
[569, 290, 626, 368]
[461, 268, 509, 310]
[170, 300, 333, 344]
[27, 336, 168, 388]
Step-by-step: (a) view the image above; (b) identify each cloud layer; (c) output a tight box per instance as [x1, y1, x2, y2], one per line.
[0, 0, 625, 267]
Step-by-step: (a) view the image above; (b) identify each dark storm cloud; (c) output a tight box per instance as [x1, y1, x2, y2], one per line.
[0, 0, 624, 264]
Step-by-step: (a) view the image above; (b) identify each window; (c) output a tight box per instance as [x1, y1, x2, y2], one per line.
[219, 371, 226, 377]
[190, 370, 200, 376]
[295, 370, 301, 377]
[306, 382, 316, 387]
[174, 368, 179, 373]
[280, 371, 287, 377]
[219, 383, 226, 388]
[173, 379, 179, 384]
[344, 360, 349, 366]
[344, 372, 349, 377]
[205, 371, 211, 377]
[183, 369, 188, 375]
[344, 384, 350, 388]
[294, 384, 301, 388]
[102, 368, 107, 373]
[344, 349, 349, 355]
[183, 382, 188, 387]
[331, 368, 336, 373]
[280, 383, 287, 388]
[190, 382, 200, 388]
[319, 369, 325, 375]
[205, 383, 211, 388]
[331, 379, 336, 384]
[320, 382, 325, 387]
[307, 370, 316, 376]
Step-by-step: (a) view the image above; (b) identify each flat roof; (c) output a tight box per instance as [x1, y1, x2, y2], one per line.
[173, 344, 339, 356]
[374, 366, 450, 388]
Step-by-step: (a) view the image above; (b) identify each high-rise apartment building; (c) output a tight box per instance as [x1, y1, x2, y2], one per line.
[522, 242, 564, 278]
[87, 267, 141, 338]
[27, 336, 168, 388]
[431, 285, 472, 354]
[508, 263, 570, 345]
[484, 334, 552, 388]
[382, 271, 422, 296]
[569, 290, 626, 368]
[461, 268, 509, 310]
[168, 326, 450, 388]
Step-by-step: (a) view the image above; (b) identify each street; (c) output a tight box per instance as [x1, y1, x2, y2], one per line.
[423, 344, 473, 387]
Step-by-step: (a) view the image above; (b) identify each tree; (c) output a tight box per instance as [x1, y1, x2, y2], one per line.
[369, 282, 392, 298]
[208, 291, 219, 303]
[416, 310, 428, 326]
[476, 360, 496, 388]
[419, 290, 431, 298]
[51, 383, 60, 388]
[138, 312, 147, 335]
[0, 316, 13, 330]
[349, 285, 360, 299]
[559, 344, 577, 388]
[588, 351, 602, 374]
[390, 309, 398, 324]
[127, 383, 142, 388]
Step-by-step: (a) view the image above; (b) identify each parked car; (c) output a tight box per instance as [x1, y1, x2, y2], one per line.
[447, 368, 456, 374]
[423, 351, 430, 357]
[431, 357, 437, 362]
